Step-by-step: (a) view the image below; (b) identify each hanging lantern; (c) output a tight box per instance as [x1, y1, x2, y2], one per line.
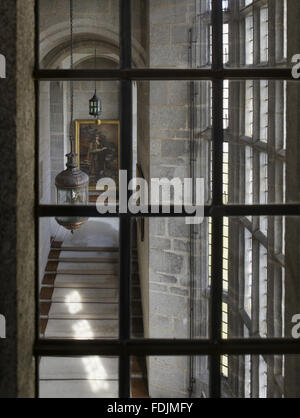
[54, 0, 89, 233]
[55, 153, 89, 232]
[89, 91, 102, 118]
[89, 48, 102, 120]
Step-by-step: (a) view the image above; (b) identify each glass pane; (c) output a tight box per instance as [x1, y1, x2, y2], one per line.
[39, 217, 119, 339]
[134, 80, 212, 206]
[39, 0, 119, 69]
[39, 356, 118, 398]
[223, 216, 300, 339]
[132, 356, 209, 398]
[222, 355, 300, 398]
[39, 80, 120, 205]
[224, 0, 295, 69]
[224, 80, 300, 204]
[131, 224, 144, 339]
[132, 218, 210, 339]
[130, 356, 149, 398]
[132, 0, 211, 68]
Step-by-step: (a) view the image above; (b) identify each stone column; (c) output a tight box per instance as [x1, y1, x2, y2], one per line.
[0, 0, 35, 398]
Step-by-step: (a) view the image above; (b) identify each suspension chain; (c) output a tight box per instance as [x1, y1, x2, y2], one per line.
[69, 0, 74, 152]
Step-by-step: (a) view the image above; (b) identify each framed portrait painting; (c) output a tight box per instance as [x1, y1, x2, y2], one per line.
[75, 120, 120, 192]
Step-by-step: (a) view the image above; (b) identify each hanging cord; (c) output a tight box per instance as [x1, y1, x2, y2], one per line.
[188, 24, 196, 399]
[94, 48, 97, 94]
[69, 0, 74, 153]
[93, 47, 99, 121]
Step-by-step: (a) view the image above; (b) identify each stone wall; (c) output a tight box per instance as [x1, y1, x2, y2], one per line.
[0, 0, 35, 398]
[143, 0, 210, 399]
[146, 0, 199, 398]
[149, 0, 196, 69]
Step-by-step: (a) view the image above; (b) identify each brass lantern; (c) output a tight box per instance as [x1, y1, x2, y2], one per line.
[55, 153, 89, 232]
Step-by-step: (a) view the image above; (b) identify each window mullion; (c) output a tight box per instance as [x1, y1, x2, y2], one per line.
[119, 0, 132, 399]
[210, 0, 224, 399]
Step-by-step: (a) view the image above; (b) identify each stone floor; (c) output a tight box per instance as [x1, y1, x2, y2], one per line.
[39, 219, 148, 398]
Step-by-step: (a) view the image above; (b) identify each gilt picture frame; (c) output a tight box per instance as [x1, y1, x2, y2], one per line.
[75, 119, 120, 192]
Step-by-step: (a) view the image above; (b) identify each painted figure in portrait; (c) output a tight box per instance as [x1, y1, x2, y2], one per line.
[75, 120, 120, 191]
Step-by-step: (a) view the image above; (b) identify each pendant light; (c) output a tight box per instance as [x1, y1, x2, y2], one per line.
[55, 0, 89, 233]
[89, 49, 102, 120]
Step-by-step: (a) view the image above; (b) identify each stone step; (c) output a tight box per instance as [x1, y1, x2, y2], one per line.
[42, 302, 118, 320]
[49, 251, 119, 263]
[52, 250, 119, 258]
[46, 261, 118, 275]
[57, 257, 119, 263]
[40, 357, 144, 380]
[61, 264, 117, 274]
[40, 318, 143, 339]
[52, 274, 119, 289]
[40, 286, 142, 303]
[43, 319, 119, 339]
[40, 356, 118, 380]
[51, 245, 137, 258]
[53, 244, 119, 252]
[39, 380, 118, 398]
[40, 302, 143, 320]
[41, 279, 139, 290]
[40, 287, 118, 303]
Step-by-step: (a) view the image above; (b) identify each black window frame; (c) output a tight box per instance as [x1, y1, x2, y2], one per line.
[34, 0, 300, 399]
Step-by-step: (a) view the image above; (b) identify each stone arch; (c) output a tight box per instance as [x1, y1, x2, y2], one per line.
[40, 18, 146, 69]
